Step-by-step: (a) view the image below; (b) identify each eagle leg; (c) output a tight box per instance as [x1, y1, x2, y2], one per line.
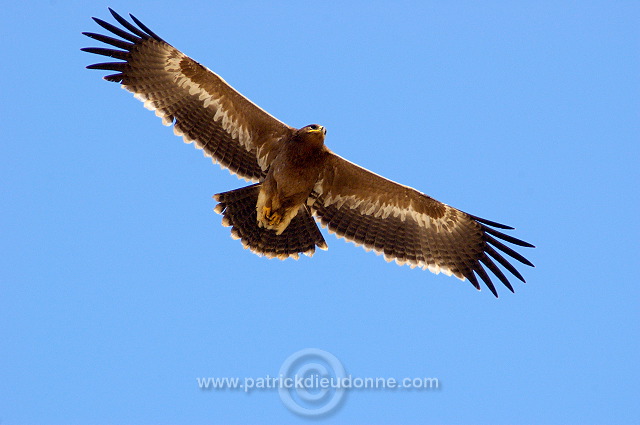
[257, 205, 283, 227]
[258, 205, 271, 228]
[267, 210, 283, 226]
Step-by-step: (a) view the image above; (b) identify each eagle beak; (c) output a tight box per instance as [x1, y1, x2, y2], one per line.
[307, 125, 326, 135]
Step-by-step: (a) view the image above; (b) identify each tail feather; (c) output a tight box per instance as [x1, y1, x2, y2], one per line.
[214, 184, 327, 259]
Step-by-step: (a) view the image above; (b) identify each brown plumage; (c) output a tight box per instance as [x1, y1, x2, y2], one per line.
[83, 9, 535, 296]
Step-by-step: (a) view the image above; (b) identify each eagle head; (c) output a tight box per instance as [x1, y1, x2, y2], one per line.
[296, 124, 326, 149]
[303, 124, 326, 135]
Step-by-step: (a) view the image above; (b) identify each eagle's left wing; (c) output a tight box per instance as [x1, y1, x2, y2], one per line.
[82, 9, 294, 182]
[310, 152, 534, 297]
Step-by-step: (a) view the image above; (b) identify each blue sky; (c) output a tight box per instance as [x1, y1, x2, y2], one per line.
[1, 1, 638, 424]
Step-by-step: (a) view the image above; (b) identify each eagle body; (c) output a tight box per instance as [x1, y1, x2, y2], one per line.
[83, 9, 534, 297]
[256, 125, 328, 234]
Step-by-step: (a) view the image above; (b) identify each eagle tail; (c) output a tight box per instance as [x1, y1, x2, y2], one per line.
[213, 184, 327, 259]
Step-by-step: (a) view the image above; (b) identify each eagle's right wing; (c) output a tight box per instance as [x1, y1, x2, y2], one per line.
[310, 152, 534, 297]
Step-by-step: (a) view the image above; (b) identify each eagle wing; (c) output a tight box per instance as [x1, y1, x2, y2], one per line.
[82, 9, 293, 182]
[310, 152, 534, 297]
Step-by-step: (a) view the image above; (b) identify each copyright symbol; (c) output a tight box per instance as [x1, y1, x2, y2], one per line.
[278, 348, 346, 417]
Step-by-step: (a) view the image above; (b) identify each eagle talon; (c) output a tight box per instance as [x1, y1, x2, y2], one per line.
[262, 206, 271, 219]
[258, 205, 282, 227]
[268, 212, 282, 226]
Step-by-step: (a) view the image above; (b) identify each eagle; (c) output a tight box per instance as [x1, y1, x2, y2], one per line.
[83, 9, 534, 297]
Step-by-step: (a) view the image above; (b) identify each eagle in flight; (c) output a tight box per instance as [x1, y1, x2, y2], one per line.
[83, 9, 534, 297]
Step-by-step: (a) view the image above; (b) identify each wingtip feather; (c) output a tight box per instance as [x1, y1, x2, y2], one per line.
[467, 213, 514, 230]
